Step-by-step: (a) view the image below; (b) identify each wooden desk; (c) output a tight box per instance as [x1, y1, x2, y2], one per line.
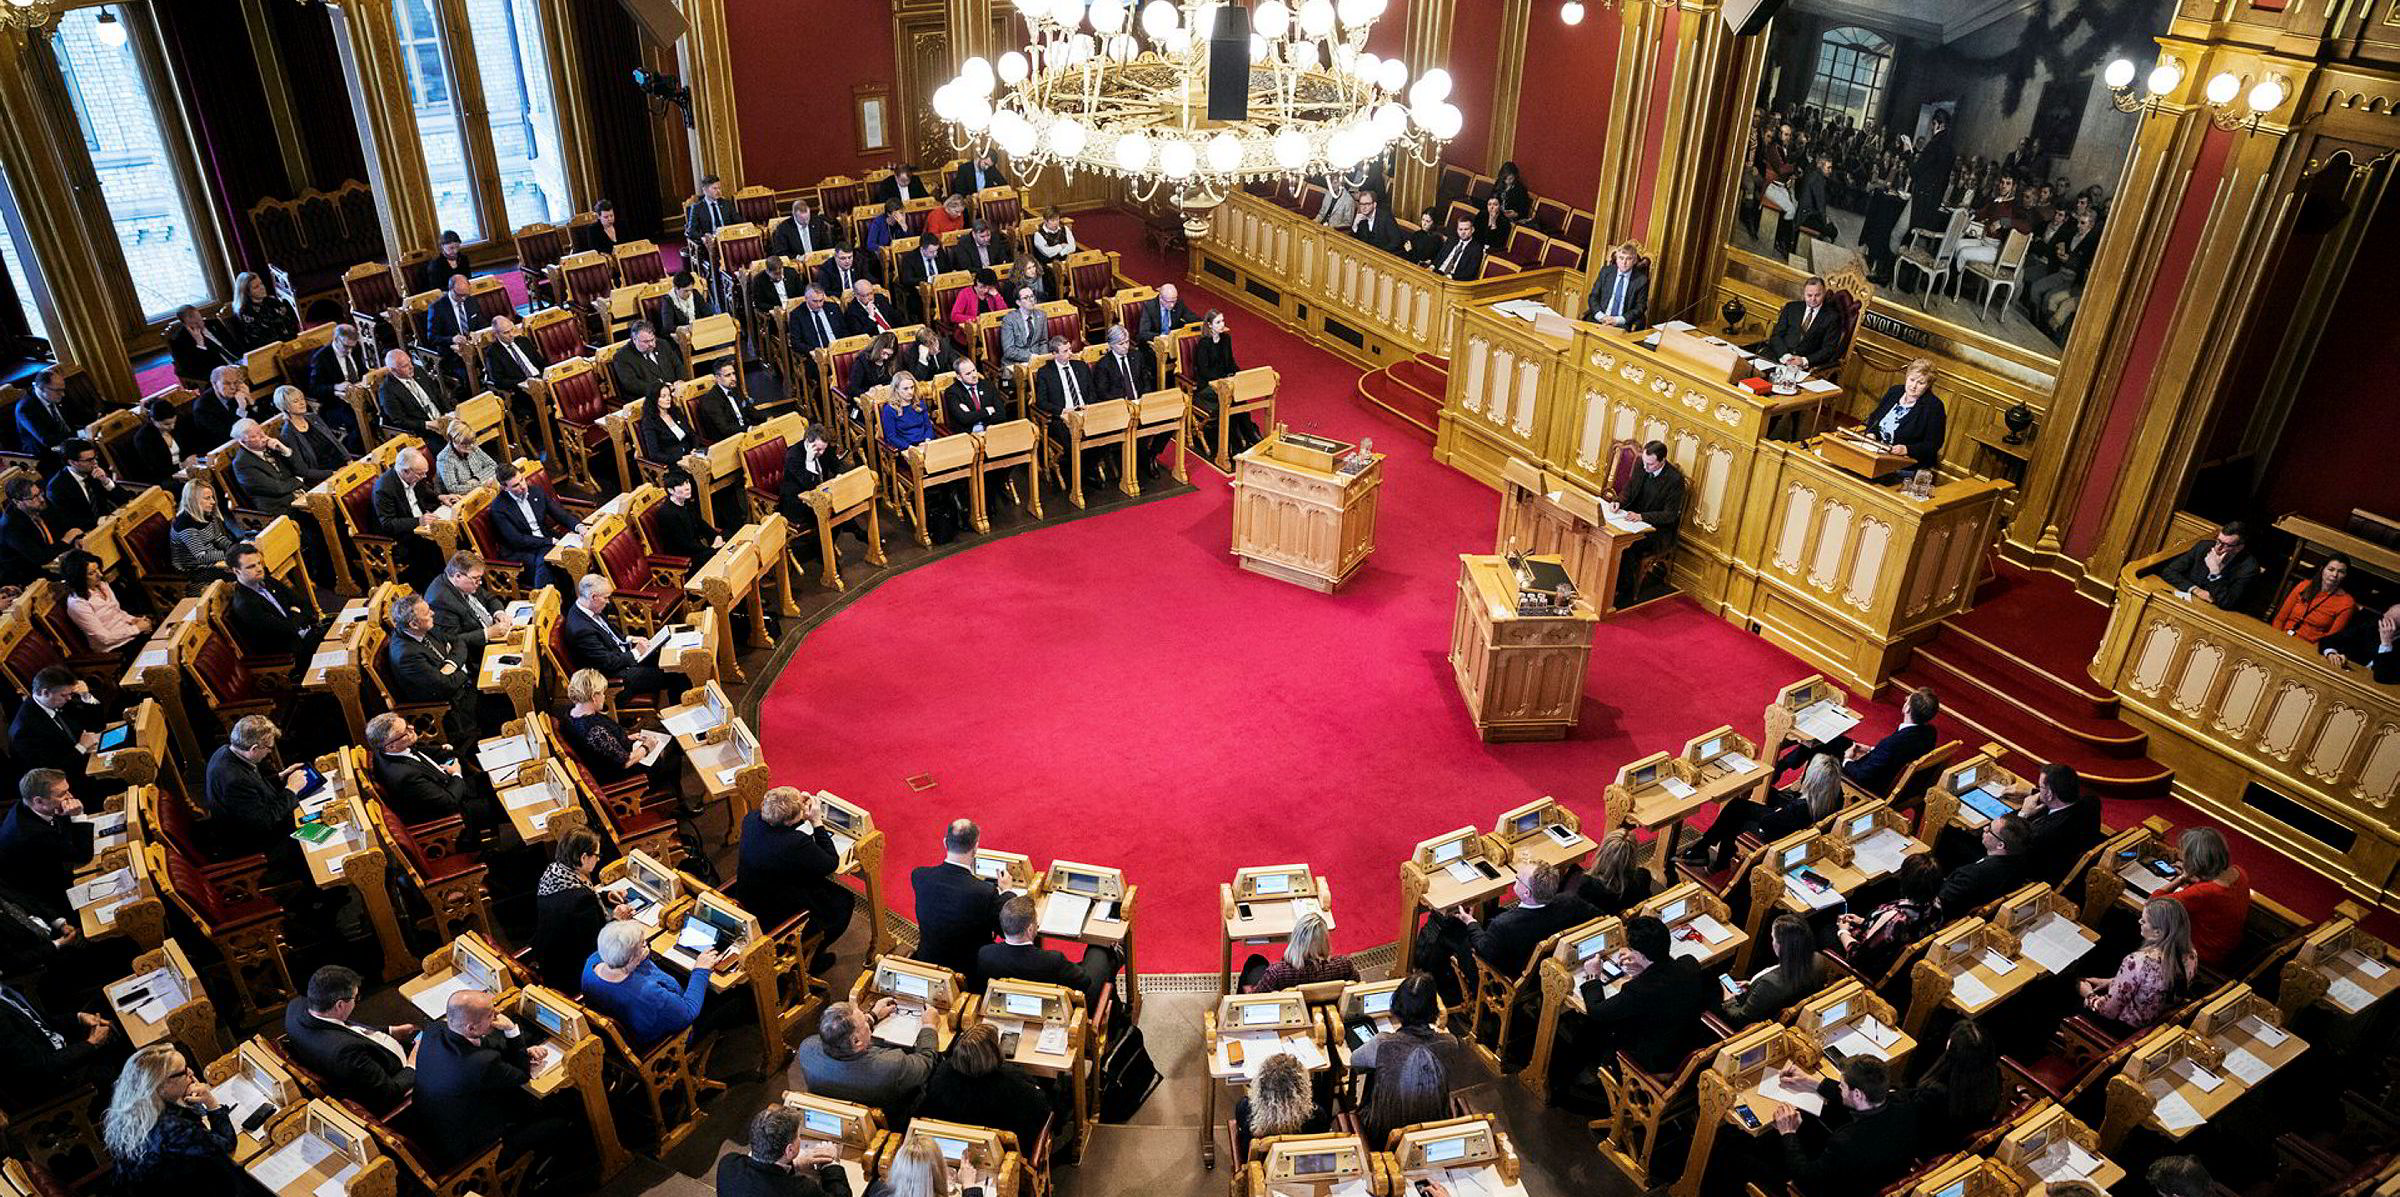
[104, 938, 218, 1060]
[1792, 979, 1916, 1073]
[1524, 916, 1625, 1104]
[1393, 826, 1513, 976]
[1218, 866, 1333, 997]
[295, 767, 414, 982]
[1646, 883, 1747, 972]
[2189, 984, 2309, 1093]
[2279, 916, 2397, 1020]
[87, 697, 170, 787]
[1201, 992, 1328, 1169]
[1680, 1026, 1834, 1197]
[1229, 431, 1382, 593]
[1907, 918, 2040, 1034]
[1028, 860, 1140, 1021]
[1991, 1101, 2124, 1195]
[1449, 554, 1598, 741]
[2100, 1025, 2243, 1149]
[512, 984, 629, 1178]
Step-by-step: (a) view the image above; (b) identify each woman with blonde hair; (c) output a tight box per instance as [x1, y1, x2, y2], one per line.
[1575, 824, 1655, 914]
[433, 415, 498, 498]
[1244, 910, 1359, 993]
[103, 1043, 246, 1195]
[167, 477, 248, 587]
[560, 667, 681, 787]
[1237, 1051, 1331, 1142]
[866, 1139, 988, 1197]
[1863, 357, 1948, 474]
[1686, 751, 1843, 871]
[2081, 897, 2199, 1029]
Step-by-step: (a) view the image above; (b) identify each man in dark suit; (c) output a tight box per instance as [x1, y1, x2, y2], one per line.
[1428, 215, 1486, 281]
[415, 989, 576, 1178]
[1771, 1054, 1924, 1194]
[8, 668, 109, 797]
[978, 895, 1117, 1014]
[876, 163, 927, 206]
[1344, 188, 1402, 253]
[423, 274, 486, 359]
[786, 287, 847, 360]
[897, 237, 952, 324]
[372, 447, 447, 586]
[1614, 440, 1685, 605]
[426, 549, 515, 661]
[1938, 814, 2031, 919]
[1785, 154, 1834, 256]
[2321, 603, 2400, 685]
[565, 573, 674, 696]
[0, 977, 119, 1107]
[609, 322, 686, 405]
[748, 256, 809, 318]
[309, 322, 375, 414]
[768, 200, 833, 260]
[1846, 687, 1939, 795]
[1091, 326, 1168, 478]
[1906, 108, 1956, 238]
[13, 368, 85, 463]
[190, 365, 264, 451]
[366, 712, 500, 844]
[225, 543, 320, 660]
[386, 593, 479, 745]
[1566, 915, 1717, 1082]
[0, 769, 95, 916]
[945, 222, 1011, 275]
[376, 350, 453, 442]
[842, 280, 899, 339]
[942, 359, 1005, 434]
[488, 462, 575, 589]
[480, 316, 546, 401]
[684, 174, 733, 246]
[1031, 337, 1111, 487]
[815, 247, 877, 301]
[735, 788, 854, 956]
[284, 966, 416, 1109]
[2154, 522, 2262, 612]
[229, 420, 309, 516]
[1450, 862, 1600, 981]
[950, 150, 1009, 200]
[911, 819, 1008, 980]
[203, 715, 308, 864]
[1755, 275, 1844, 370]
[166, 306, 240, 387]
[688, 361, 757, 444]
[26, 441, 109, 536]
[1583, 242, 1651, 330]
[0, 476, 72, 587]
[657, 271, 715, 340]
[2016, 764, 2100, 884]
[1134, 283, 1198, 348]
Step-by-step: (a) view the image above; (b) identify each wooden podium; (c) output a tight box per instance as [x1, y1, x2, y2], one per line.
[1229, 429, 1383, 593]
[1496, 457, 1647, 618]
[1813, 429, 1916, 479]
[1450, 554, 1598, 741]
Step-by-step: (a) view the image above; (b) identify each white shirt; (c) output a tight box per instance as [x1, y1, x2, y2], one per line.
[311, 1009, 407, 1065]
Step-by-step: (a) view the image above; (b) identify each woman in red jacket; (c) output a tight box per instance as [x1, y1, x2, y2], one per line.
[2158, 827, 2251, 970]
[2272, 554, 2355, 644]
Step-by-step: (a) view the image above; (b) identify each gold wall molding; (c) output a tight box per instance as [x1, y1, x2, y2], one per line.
[1392, 0, 1458, 216]
[1483, 0, 1532, 173]
[239, 0, 312, 191]
[676, 0, 743, 184]
[323, 0, 437, 259]
[0, 24, 136, 398]
[1584, 3, 1661, 266]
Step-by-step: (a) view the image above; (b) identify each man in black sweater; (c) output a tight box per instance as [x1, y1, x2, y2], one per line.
[909, 818, 1008, 982]
[736, 787, 854, 959]
[1938, 813, 2032, 919]
[283, 965, 416, 1109]
[203, 715, 310, 870]
[2016, 763, 2100, 883]
[714, 1105, 851, 1197]
[977, 894, 1118, 1016]
[1772, 1054, 1925, 1194]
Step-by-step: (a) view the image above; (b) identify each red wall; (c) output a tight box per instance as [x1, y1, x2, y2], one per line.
[1503, 5, 1618, 212]
[2255, 182, 2400, 525]
[724, 0, 899, 187]
[1443, 0, 1505, 171]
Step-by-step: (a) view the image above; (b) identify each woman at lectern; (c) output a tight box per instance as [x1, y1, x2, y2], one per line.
[1862, 358, 1948, 474]
[1190, 310, 1260, 456]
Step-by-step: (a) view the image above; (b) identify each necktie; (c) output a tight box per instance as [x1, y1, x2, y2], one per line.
[510, 341, 533, 375]
[1120, 355, 1136, 393]
[404, 377, 434, 419]
[596, 610, 626, 651]
[1608, 273, 1627, 317]
[870, 302, 889, 331]
[1062, 365, 1081, 410]
[465, 589, 492, 624]
[1441, 240, 1464, 276]
[0, 986, 61, 1051]
[709, 199, 722, 226]
[840, 267, 853, 291]
[453, 299, 467, 329]
[1802, 305, 1816, 329]
[813, 310, 832, 343]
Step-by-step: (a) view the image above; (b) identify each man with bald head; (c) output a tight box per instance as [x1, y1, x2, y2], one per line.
[909, 818, 1014, 982]
[376, 347, 452, 443]
[414, 988, 576, 1178]
[370, 445, 448, 585]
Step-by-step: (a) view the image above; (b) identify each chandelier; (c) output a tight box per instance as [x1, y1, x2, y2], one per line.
[931, 0, 1463, 234]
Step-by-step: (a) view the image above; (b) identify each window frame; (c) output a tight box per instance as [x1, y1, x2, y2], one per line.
[398, 0, 581, 252]
[1806, 26, 1894, 128]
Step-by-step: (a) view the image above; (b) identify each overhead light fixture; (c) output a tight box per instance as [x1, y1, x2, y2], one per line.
[94, 9, 130, 48]
[1560, 2, 1586, 24]
[2104, 54, 2183, 115]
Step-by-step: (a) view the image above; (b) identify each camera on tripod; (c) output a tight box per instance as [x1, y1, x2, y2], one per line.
[631, 68, 695, 128]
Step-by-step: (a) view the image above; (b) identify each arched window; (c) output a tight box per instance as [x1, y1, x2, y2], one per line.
[55, 5, 217, 319]
[1807, 26, 1893, 126]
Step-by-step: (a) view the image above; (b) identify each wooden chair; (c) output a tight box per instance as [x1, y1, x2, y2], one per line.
[1896, 207, 1972, 297]
[343, 261, 407, 348]
[1465, 923, 1578, 1066]
[1962, 229, 2035, 318]
[369, 1096, 534, 1197]
[581, 995, 722, 1156]
[327, 457, 408, 589]
[552, 250, 616, 338]
[151, 839, 297, 1023]
[531, 357, 619, 493]
[892, 432, 977, 545]
[1843, 738, 1962, 809]
[591, 511, 687, 636]
[739, 424, 793, 522]
[1593, 1043, 1717, 1192]
[801, 466, 887, 589]
[816, 175, 863, 217]
[613, 239, 665, 286]
[364, 792, 497, 947]
[1056, 398, 1130, 509]
[733, 184, 777, 227]
[971, 419, 1041, 530]
[513, 222, 572, 308]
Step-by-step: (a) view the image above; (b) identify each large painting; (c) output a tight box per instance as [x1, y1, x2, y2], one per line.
[1730, 0, 2173, 356]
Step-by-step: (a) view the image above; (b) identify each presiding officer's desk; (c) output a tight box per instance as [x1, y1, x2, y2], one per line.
[1438, 303, 2012, 695]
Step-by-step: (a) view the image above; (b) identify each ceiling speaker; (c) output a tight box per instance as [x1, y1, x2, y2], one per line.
[615, 0, 687, 46]
[1721, 0, 1787, 36]
[1207, 5, 1252, 122]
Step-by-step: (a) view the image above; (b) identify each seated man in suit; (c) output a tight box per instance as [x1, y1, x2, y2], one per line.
[1770, 1054, 1925, 1195]
[29, 452, 113, 550]
[1032, 337, 1111, 487]
[998, 286, 1048, 368]
[2322, 602, 2400, 686]
[1778, 686, 1940, 797]
[748, 254, 809, 319]
[877, 163, 927, 206]
[2154, 521, 2262, 612]
[203, 715, 310, 864]
[1612, 439, 1685, 605]
[897, 326, 951, 383]
[13, 367, 89, 465]
[978, 895, 1117, 1015]
[416, 990, 577, 1182]
[565, 573, 675, 696]
[2013, 763, 2099, 883]
[897, 235, 952, 325]
[684, 173, 733, 246]
[943, 358, 1005, 434]
[1091, 323, 1154, 405]
[224, 542, 320, 660]
[480, 315, 547, 403]
[814, 246, 872, 300]
[777, 424, 849, 524]
[1562, 915, 1716, 1086]
[735, 787, 854, 963]
[787, 1000, 938, 1127]
[1584, 241, 1651, 329]
[843, 278, 899, 339]
[376, 349, 453, 443]
[768, 199, 832, 260]
[9, 667, 111, 798]
[0, 768, 95, 917]
[945, 221, 1011, 276]
[426, 549, 516, 661]
[190, 364, 266, 452]
[167, 305, 241, 389]
[305, 322, 373, 448]
[366, 712, 500, 845]
[1344, 188, 1402, 253]
[372, 447, 448, 586]
[1753, 275, 1845, 371]
[1938, 813, 2032, 919]
[1420, 861, 1598, 999]
[1134, 283, 1198, 348]
[689, 361, 758, 444]
[657, 270, 716, 341]
[284, 965, 416, 1109]
[1429, 214, 1487, 281]
[609, 321, 686, 406]
[0, 475, 74, 585]
[0, 976, 120, 1108]
[423, 274, 487, 375]
[386, 591, 479, 745]
[950, 149, 1009, 199]
[911, 819, 1009, 980]
[228, 419, 310, 516]
[717, 1106, 851, 1197]
[786, 285, 847, 362]
[488, 461, 576, 592]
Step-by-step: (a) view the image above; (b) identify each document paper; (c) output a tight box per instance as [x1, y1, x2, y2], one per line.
[1038, 893, 1092, 938]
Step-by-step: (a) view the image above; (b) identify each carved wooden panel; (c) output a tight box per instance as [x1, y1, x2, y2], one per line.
[2309, 704, 2368, 782]
[2215, 659, 2270, 737]
[2258, 680, 2317, 760]
[2173, 640, 2225, 716]
[1845, 517, 1891, 611]
[2357, 723, 2400, 809]
[1807, 501, 1852, 593]
[2130, 618, 2182, 696]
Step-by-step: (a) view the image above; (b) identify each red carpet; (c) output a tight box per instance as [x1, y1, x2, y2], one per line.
[755, 212, 1902, 970]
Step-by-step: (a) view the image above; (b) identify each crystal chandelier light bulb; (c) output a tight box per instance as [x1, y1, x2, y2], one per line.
[1207, 131, 1244, 172]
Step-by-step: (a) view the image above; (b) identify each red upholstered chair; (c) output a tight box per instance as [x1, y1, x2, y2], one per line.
[1476, 256, 1519, 281]
[1063, 252, 1116, 334]
[156, 838, 296, 1021]
[514, 223, 571, 309]
[335, 468, 405, 589]
[117, 495, 188, 609]
[817, 177, 864, 217]
[975, 188, 1023, 229]
[1442, 198, 1477, 231]
[148, 769, 271, 888]
[743, 432, 788, 521]
[1533, 197, 1571, 237]
[596, 520, 683, 636]
[1564, 208, 1595, 246]
[1465, 173, 1494, 204]
[556, 724, 683, 860]
[523, 306, 585, 365]
[1438, 163, 1474, 207]
[1537, 238, 1581, 270]
[344, 262, 406, 347]
[1, 626, 74, 703]
[735, 187, 776, 227]
[1043, 308, 1085, 352]
[1296, 184, 1329, 221]
[370, 799, 495, 945]
[185, 628, 289, 731]
[1503, 226, 1543, 266]
[633, 499, 695, 577]
[536, 358, 616, 492]
[554, 251, 616, 338]
[1602, 439, 1642, 501]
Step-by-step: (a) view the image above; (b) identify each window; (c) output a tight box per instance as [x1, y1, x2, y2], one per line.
[54, 5, 212, 320]
[1807, 27, 1893, 126]
[0, 182, 49, 342]
[396, 0, 481, 241]
[465, 0, 571, 228]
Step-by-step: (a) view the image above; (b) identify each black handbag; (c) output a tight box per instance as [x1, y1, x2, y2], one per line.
[1096, 1023, 1160, 1122]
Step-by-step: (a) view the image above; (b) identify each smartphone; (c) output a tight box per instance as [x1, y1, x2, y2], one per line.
[241, 1104, 277, 1133]
[999, 1029, 1022, 1056]
[1237, 902, 1254, 921]
[1719, 974, 1743, 997]
[2146, 860, 2181, 879]
[1734, 1104, 1761, 1130]
[1101, 900, 1123, 921]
